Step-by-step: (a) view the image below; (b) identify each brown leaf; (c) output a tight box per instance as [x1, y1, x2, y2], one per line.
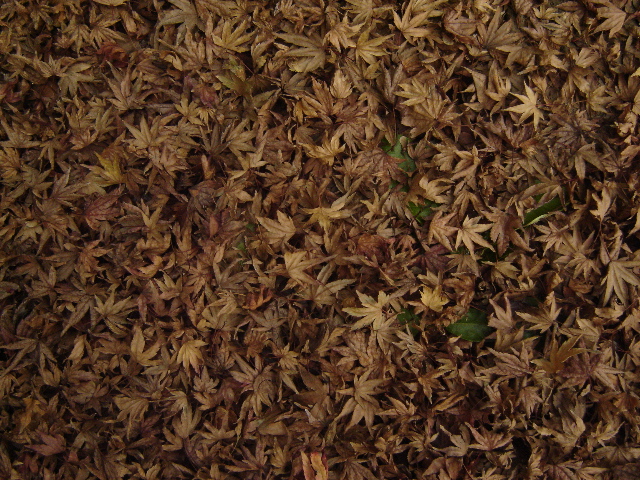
[83, 194, 120, 230]
[356, 234, 391, 262]
[244, 285, 273, 310]
[301, 451, 329, 480]
[28, 432, 66, 456]
[487, 346, 533, 378]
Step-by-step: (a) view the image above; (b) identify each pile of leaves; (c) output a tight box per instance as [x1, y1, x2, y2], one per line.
[1, 0, 640, 478]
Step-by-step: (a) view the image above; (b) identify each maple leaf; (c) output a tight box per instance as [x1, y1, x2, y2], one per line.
[443, 9, 477, 38]
[107, 69, 150, 111]
[301, 451, 329, 480]
[158, 0, 201, 34]
[301, 264, 354, 306]
[130, 326, 160, 367]
[484, 207, 530, 256]
[438, 425, 470, 457]
[533, 336, 585, 374]
[211, 18, 252, 53]
[337, 369, 385, 428]
[302, 194, 352, 231]
[517, 292, 561, 333]
[330, 69, 353, 98]
[468, 425, 511, 451]
[244, 285, 273, 310]
[283, 251, 326, 287]
[304, 134, 345, 167]
[419, 177, 452, 204]
[278, 33, 326, 73]
[355, 29, 390, 65]
[324, 18, 361, 51]
[486, 346, 533, 378]
[602, 258, 640, 306]
[58, 62, 93, 96]
[420, 285, 448, 312]
[594, 3, 627, 36]
[172, 403, 201, 438]
[393, 4, 434, 40]
[115, 394, 149, 437]
[124, 117, 169, 152]
[455, 216, 493, 255]
[506, 84, 544, 130]
[343, 291, 391, 330]
[427, 211, 456, 250]
[93, 152, 123, 185]
[177, 339, 207, 370]
[590, 186, 613, 221]
[476, 8, 521, 51]
[419, 244, 450, 272]
[356, 234, 391, 262]
[257, 211, 297, 247]
[27, 432, 66, 456]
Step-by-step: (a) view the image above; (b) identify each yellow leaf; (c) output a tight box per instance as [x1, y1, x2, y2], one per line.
[177, 339, 207, 370]
[420, 285, 448, 312]
[95, 152, 123, 184]
[302, 194, 352, 231]
[344, 291, 390, 330]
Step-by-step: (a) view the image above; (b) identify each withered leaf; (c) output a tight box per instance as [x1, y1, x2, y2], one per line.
[83, 194, 120, 230]
[3, 1, 639, 478]
[27, 432, 66, 456]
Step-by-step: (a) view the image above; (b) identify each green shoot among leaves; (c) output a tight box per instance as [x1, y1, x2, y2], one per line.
[523, 196, 563, 227]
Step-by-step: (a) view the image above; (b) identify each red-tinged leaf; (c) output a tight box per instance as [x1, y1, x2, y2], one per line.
[84, 194, 120, 230]
[28, 432, 66, 456]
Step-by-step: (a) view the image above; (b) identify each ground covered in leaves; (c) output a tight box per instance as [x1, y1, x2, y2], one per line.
[2, 0, 640, 479]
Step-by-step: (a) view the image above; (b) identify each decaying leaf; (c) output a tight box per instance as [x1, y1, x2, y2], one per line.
[2, 0, 638, 478]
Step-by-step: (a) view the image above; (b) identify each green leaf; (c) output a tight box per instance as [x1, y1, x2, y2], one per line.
[235, 239, 247, 253]
[397, 307, 420, 337]
[390, 179, 410, 192]
[398, 157, 416, 173]
[523, 196, 563, 227]
[407, 201, 436, 224]
[382, 135, 416, 172]
[446, 308, 493, 342]
[397, 307, 419, 326]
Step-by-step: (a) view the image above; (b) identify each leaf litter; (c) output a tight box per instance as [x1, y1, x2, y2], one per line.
[1, 0, 640, 479]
